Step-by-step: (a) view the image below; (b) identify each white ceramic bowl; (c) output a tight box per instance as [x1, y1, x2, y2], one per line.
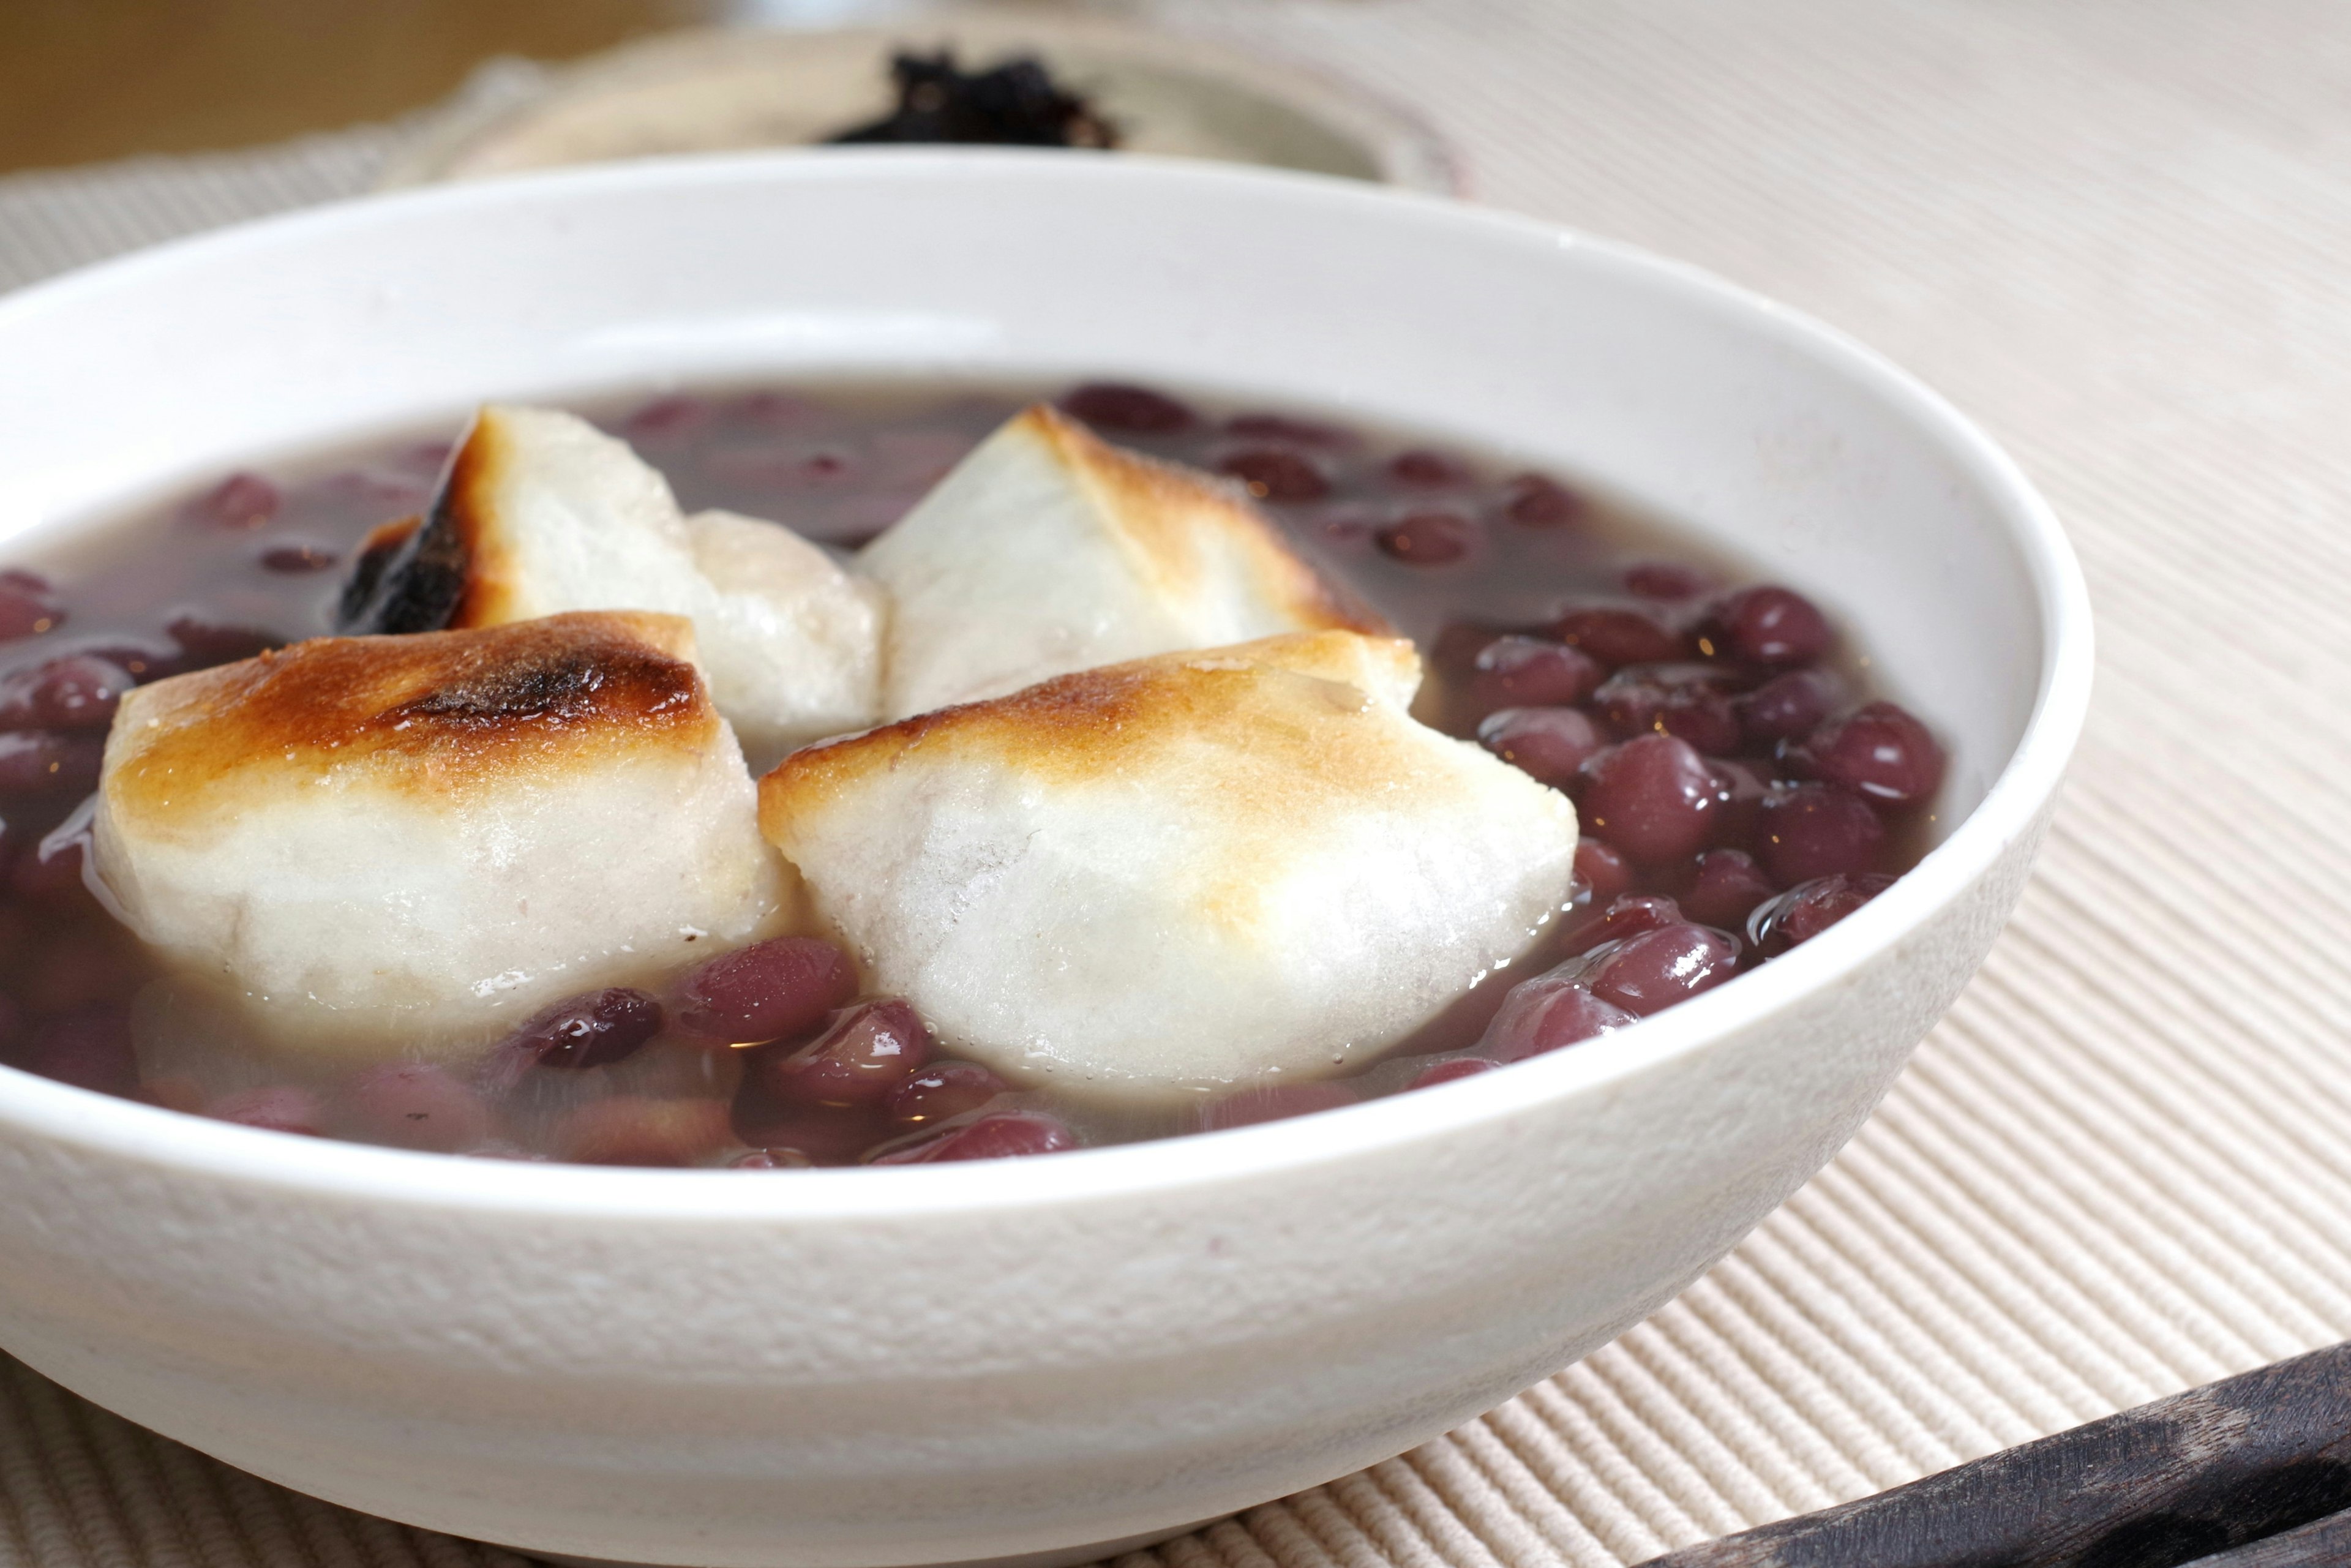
[0, 152, 2089, 1568]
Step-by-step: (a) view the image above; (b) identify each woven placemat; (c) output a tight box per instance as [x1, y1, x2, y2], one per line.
[7, 2, 2349, 1564]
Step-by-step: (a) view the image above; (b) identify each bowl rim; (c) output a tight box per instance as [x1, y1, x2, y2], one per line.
[0, 149, 2094, 1220]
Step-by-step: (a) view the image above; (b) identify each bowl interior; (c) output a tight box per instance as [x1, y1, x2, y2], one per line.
[0, 152, 2049, 834]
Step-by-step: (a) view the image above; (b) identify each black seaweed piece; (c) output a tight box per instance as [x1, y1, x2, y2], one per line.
[335, 510, 467, 637]
[825, 50, 1117, 149]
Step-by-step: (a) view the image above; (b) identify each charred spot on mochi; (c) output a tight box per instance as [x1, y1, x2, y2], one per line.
[104, 613, 714, 819]
[333, 421, 501, 634]
[334, 493, 472, 634]
[333, 515, 435, 631]
[377, 626, 702, 733]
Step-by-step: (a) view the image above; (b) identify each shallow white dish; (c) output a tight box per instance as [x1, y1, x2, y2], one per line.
[0, 152, 2088, 1568]
[377, 13, 1460, 195]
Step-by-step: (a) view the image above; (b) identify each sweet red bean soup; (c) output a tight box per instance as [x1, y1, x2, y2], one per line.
[0, 380, 1945, 1166]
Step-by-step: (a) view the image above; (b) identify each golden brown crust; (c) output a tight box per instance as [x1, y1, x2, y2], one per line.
[1020, 405, 1390, 637]
[442, 411, 528, 628]
[331, 410, 527, 636]
[759, 631, 1434, 847]
[108, 612, 716, 822]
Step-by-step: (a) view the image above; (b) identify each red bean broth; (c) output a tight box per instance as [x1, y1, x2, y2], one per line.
[0, 380, 1946, 1166]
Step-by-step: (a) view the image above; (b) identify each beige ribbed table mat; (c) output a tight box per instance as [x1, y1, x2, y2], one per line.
[6, 1, 2347, 1562]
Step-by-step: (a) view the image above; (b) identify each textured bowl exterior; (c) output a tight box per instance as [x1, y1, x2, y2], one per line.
[0, 154, 2090, 1567]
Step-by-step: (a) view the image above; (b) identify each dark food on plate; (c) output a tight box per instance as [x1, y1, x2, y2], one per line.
[0, 380, 1944, 1166]
[825, 50, 1118, 150]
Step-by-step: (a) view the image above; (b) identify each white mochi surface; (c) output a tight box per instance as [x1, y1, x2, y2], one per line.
[759, 631, 1580, 1105]
[857, 403, 1385, 721]
[433, 404, 704, 624]
[92, 611, 787, 1057]
[401, 404, 885, 757]
[685, 509, 887, 766]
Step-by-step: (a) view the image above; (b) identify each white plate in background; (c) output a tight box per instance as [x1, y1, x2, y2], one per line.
[377, 10, 1462, 193]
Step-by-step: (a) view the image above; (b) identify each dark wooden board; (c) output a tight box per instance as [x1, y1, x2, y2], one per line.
[1639, 1342, 2351, 1568]
[2181, 1506, 2351, 1565]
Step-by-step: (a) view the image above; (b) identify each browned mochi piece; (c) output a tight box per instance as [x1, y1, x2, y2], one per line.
[857, 403, 1385, 719]
[334, 410, 686, 634]
[760, 631, 1578, 1102]
[336, 405, 886, 760]
[94, 612, 787, 1056]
